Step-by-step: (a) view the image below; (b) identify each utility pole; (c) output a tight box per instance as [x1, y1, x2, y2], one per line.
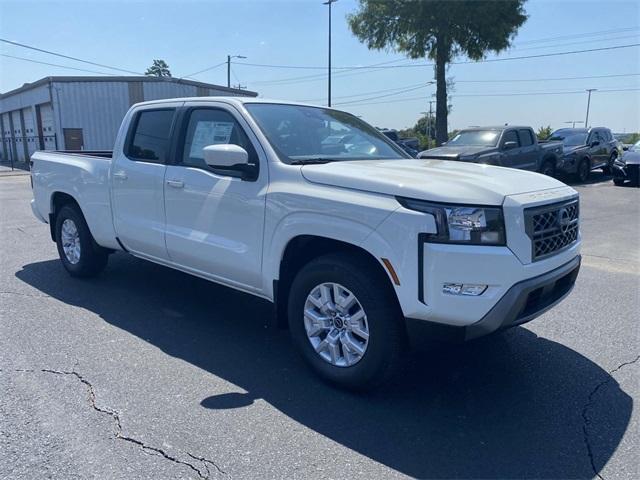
[323, 0, 337, 107]
[227, 54, 246, 88]
[585, 89, 597, 128]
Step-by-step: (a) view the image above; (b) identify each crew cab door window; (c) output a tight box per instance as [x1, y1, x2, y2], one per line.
[126, 109, 175, 163]
[502, 130, 520, 147]
[181, 108, 258, 174]
[518, 129, 534, 147]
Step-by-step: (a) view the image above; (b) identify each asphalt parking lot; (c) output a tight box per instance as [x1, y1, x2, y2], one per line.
[1, 172, 638, 480]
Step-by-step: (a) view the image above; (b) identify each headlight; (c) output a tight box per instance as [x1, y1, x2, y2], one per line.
[397, 197, 506, 246]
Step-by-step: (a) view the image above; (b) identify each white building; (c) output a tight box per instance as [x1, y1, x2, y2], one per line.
[0, 76, 257, 164]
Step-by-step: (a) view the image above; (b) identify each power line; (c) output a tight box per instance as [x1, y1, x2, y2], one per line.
[336, 84, 433, 106]
[182, 61, 227, 79]
[513, 26, 639, 45]
[336, 88, 640, 108]
[0, 53, 118, 76]
[235, 43, 639, 71]
[295, 73, 639, 103]
[0, 38, 144, 75]
[456, 72, 640, 83]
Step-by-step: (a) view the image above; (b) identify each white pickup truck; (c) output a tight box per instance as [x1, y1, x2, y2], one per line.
[30, 97, 581, 389]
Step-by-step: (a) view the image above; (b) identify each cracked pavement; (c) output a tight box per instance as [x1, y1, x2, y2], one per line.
[1, 173, 638, 479]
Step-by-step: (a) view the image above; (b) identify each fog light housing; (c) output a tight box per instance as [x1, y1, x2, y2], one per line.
[443, 283, 487, 296]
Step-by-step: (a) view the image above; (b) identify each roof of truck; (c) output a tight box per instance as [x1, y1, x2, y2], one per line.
[132, 97, 332, 109]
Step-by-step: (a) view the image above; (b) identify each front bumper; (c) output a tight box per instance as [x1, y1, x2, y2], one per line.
[406, 255, 581, 341]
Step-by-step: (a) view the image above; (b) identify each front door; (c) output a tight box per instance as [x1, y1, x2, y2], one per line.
[587, 130, 607, 168]
[500, 129, 525, 169]
[111, 105, 179, 260]
[63, 128, 84, 150]
[164, 104, 267, 292]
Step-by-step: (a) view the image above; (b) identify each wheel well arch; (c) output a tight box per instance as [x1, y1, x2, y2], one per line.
[49, 192, 81, 241]
[274, 235, 398, 328]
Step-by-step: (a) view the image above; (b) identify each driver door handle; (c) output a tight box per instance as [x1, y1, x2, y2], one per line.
[166, 179, 184, 188]
[113, 171, 128, 180]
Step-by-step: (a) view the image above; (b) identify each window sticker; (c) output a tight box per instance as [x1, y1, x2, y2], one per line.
[189, 121, 235, 158]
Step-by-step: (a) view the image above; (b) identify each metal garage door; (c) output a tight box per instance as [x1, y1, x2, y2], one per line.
[22, 107, 37, 157]
[10, 110, 25, 162]
[38, 103, 56, 150]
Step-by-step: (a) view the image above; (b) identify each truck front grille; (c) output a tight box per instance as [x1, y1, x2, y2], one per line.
[525, 198, 579, 261]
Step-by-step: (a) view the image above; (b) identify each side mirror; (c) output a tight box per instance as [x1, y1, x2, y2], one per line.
[503, 140, 518, 150]
[590, 140, 600, 147]
[203, 144, 255, 180]
[623, 146, 629, 151]
[203, 144, 248, 167]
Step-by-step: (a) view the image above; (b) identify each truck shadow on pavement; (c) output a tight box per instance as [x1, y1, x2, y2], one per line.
[17, 254, 633, 479]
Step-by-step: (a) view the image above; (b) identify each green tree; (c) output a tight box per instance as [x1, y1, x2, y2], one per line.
[537, 125, 553, 140]
[145, 59, 172, 77]
[348, 0, 528, 145]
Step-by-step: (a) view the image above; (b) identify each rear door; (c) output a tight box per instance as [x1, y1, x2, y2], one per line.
[163, 102, 268, 291]
[111, 104, 180, 260]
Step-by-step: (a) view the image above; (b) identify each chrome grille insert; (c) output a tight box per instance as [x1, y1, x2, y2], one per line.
[525, 198, 579, 261]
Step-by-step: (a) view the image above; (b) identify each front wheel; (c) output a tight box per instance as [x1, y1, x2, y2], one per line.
[55, 204, 108, 277]
[287, 253, 406, 390]
[540, 160, 555, 177]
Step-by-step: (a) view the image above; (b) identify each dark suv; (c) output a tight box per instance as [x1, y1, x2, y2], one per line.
[549, 127, 621, 181]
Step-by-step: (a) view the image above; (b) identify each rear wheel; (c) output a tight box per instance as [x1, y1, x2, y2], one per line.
[55, 204, 108, 277]
[575, 158, 590, 183]
[287, 253, 406, 390]
[613, 177, 625, 186]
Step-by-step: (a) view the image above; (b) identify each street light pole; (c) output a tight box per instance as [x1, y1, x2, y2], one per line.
[585, 89, 597, 128]
[323, 0, 337, 107]
[227, 54, 247, 88]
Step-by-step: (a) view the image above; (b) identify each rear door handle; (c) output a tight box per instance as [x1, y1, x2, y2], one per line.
[166, 179, 184, 188]
[113, 171, 128, 180]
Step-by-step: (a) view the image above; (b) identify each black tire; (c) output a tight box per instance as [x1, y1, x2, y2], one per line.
[613, 177, 625, 186]
[540, 159, 555, 177]
[603, 151, 617, 175]
[55, 204, 108, 277]
[287, 252, 406, 390]
[575, 158, 590, 183]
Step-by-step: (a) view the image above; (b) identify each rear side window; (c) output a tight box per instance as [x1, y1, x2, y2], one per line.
[127, 109, 175, 163]
[518, 129, 534, 146]
[502, 130, 519, 146]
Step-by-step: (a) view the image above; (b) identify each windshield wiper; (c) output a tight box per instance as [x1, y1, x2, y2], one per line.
[289, 158, 340, 165]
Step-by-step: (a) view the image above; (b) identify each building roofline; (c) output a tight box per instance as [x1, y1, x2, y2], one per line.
[0, 76, 257, 99]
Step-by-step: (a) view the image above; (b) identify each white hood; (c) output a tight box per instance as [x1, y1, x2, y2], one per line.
[301, 159, 568, 205]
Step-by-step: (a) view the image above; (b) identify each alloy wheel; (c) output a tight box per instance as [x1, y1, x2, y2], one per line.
[303, 282, 370, 367]
[61, 219, 81, 264]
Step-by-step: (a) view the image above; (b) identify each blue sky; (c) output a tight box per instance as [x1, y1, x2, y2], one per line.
[1, 0, 639, 132]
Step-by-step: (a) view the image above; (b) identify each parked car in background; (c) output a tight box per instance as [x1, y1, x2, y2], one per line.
[418, 126, 563, 176]
[612, 140, 640, 187]
[30, 97, 581, 390]
[549, 127, 621, 181]
[380, 129, 419, 158]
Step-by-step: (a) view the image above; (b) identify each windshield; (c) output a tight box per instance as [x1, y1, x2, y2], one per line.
[631, 140, 640, 151]
[549, 132, 588, 146]
[245, 103, 408, 163]
[447, 130, 500, 147]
